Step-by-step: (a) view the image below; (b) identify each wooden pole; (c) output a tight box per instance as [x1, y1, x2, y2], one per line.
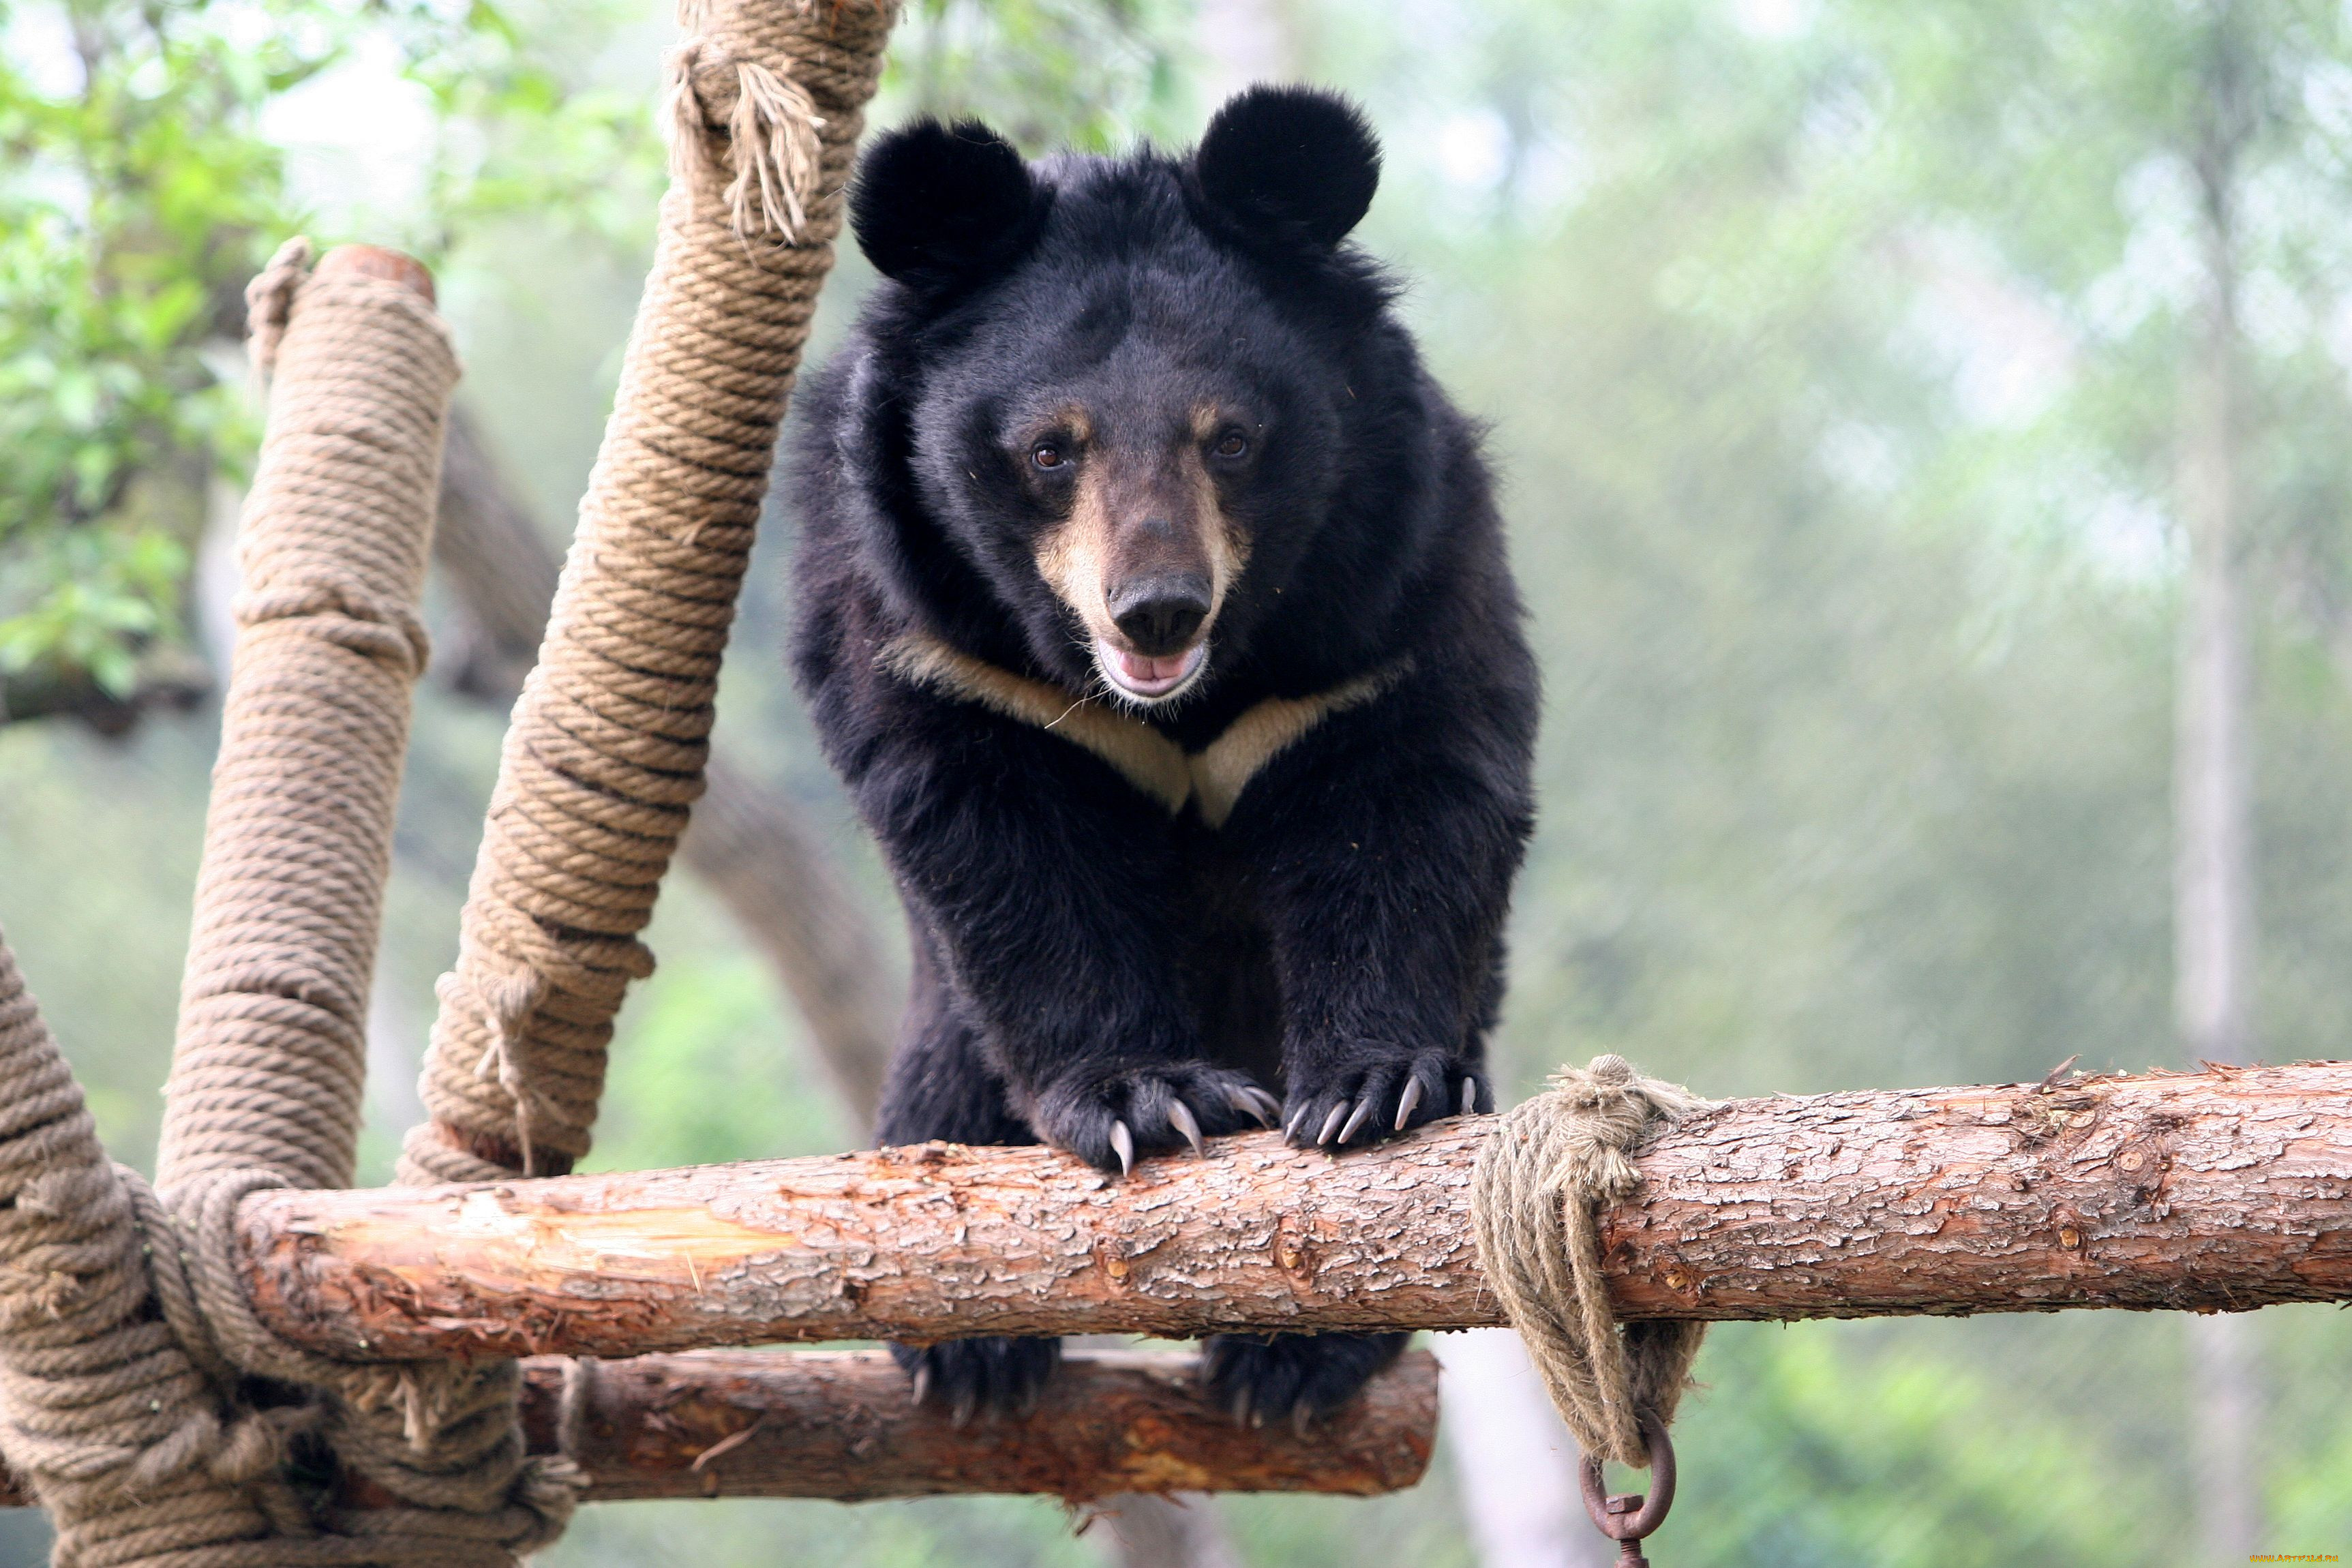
[235, 1064, 2352, 1361]
[0, 1349, 1434, 1509]
[535, 1348, 1434, 1503]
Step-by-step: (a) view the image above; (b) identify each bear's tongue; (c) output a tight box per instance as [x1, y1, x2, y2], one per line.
[1117, 650, 1193, 685]
[1104, 642, 1206, 697]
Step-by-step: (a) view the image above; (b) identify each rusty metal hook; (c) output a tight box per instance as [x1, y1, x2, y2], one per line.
[1578, 1413, 1677, 1565]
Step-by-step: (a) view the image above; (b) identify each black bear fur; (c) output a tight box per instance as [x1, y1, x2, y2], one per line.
[788, 86, 1539, 1426]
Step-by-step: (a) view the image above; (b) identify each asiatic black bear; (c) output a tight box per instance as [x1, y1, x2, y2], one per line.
[789, 86, 1538, 1426]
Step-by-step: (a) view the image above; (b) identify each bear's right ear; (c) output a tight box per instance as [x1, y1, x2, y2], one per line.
[850, 119, 1042, 292]
[1190, 86, 1381, 250]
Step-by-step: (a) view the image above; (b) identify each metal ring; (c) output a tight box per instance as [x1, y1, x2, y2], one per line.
[1578, 1413, 1677, 1542]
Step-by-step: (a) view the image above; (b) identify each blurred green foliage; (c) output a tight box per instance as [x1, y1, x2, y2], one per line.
[0, 0, 286, 688]
[892, 0, 1190, 150]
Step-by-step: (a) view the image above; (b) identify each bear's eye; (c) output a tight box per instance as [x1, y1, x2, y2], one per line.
[1031, 441, 1068, 471]
[1213, 429, 1250, 459]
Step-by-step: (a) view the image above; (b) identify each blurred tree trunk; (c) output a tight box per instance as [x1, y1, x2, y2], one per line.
[682, 757, 895, 1118]
[2175, 26, 2262, 1559]
[1433, 1331, 1608, 1568]
[1087, 1485, 1243, 1568]
[429, 408, 903, 1119]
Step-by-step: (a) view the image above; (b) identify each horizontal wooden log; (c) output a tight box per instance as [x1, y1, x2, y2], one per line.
[235, 1064, 2352, 1361]
[532, 1347, 1434, 1503]
[0, 1349, 1434, 1508]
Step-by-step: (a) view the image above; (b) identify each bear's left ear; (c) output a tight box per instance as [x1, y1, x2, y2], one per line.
[851, 118, 1044, 292]
[1190, 85, 1381, 249]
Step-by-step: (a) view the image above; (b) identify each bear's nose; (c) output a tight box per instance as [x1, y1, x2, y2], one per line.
[1109, 573, 1212, 655]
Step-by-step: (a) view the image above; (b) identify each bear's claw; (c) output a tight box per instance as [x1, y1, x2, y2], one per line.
[1228, 1084, 1280, 1128]
[1201, 1331, 1409, 1428]
[1284, 1053, 1486, 1152]
[1167, 1099, 1207, 1157]
[893, 1337, 1061, 1426]
[1031, 1061, 1275, 1173]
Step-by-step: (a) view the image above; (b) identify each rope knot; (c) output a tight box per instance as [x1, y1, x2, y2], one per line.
[65, 1166, 586, 1560]
[665, 37, 825, 243]
[244, 237, 315, 385]
[234, 580, 434, 681]
[1468, 1056, 1717, 1468]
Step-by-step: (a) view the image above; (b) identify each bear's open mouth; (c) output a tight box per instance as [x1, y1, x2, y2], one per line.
[1098, 639, 1207, 703]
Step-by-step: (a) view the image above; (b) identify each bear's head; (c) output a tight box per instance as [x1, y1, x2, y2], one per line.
[846, 87, 1398, 710]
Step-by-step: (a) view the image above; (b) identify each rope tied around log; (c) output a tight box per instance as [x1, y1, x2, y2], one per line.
[0, 936, 580, 1568]
[1469, 1055, 1715, 1470]
[402, 0, 894, 1186]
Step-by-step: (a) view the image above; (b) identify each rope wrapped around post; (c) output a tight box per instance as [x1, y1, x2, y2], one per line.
[157, 241, 448, 1194]
[399, 0, 897, 1187]
[1468, 1056, 1715, 1471]
[0, 245, 573, 1567]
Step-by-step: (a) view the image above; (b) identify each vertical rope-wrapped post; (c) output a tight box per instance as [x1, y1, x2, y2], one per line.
[157, 244, 457, 1195]
[399, 0, 897, 1186]
[149, 242, 576, 1563]
[0, 935, 292, 1567]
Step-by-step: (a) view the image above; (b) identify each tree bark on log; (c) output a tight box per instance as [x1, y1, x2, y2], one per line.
[0, 1349, 1432, 1509]
[535, 1348, 1433, 1503]
[235, 1064, 2352, 1361]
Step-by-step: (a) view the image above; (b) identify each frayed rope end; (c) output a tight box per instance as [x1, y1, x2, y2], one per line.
[663, 41, 826, 244]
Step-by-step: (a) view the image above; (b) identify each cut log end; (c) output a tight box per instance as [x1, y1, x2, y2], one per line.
[315, 245, 436, 303]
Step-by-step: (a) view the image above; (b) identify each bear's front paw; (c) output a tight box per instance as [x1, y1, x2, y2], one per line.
[1201, 1331, 1408, 1430]
[1031, 1063, 1280, 1174]
[892, 1336, 1061, 1426]
[1282, 1050, 1487, 1149]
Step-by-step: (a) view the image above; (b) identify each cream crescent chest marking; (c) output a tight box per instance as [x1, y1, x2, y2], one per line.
[880, 631, 1407, 829]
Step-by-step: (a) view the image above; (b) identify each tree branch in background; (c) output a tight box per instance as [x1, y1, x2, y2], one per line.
[680, 759, 896, 1117]
[429, 410, 565, 703]
[428, 406, 902, 1122]
[0, 646, 211, 734]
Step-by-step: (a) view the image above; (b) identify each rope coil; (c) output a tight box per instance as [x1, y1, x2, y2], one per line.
[401, 0, 894, 1186]
[1468, 1056, 1715, 1470]
[0, 241, 584, 1567]
[157, 239, 457, 1198]
[0, 932, 580, 1568]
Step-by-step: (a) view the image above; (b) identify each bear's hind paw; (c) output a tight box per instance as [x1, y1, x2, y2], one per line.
[1201, 1331, 1408, 1431]
[892, 1336, 1061, 1426]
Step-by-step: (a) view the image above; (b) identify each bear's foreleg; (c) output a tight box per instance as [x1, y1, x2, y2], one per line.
[860, 712, 1279, 1172]
[1229, 710, 1531, 1150]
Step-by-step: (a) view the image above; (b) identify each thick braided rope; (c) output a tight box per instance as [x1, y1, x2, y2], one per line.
[1468, 1057, 1715, 1469]
[0, 950, 569, 1568]
[65, 242, 571, 1565]
[0, 934, 291, 1568]
[399, 0, 896, 1186]
[155, 240, 455, 1195]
